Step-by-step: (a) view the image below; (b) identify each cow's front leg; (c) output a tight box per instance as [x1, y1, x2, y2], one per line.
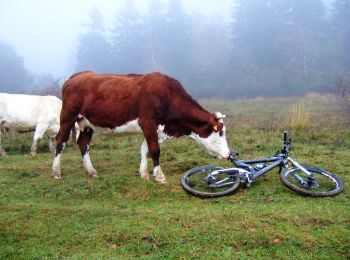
[139, 139, 149, 180]
[142, 124, 167, 184]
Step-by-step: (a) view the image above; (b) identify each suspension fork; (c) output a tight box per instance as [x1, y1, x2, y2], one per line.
[287, 157, 313, 177]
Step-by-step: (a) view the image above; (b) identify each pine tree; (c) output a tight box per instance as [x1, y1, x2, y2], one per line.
[110, 0, 148, 73]
[142, 0, 193, 83]
[75, 6, 112, 73]
[0, 40, 32, 93]
[161, 0, 193, 81]
[229, 0, 328, 96]
[332, 0, 350, 69]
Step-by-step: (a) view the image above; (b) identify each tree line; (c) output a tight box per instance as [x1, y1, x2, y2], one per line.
[1, 0, 349, 98]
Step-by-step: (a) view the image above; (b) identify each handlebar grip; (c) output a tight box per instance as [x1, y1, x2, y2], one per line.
[283, 131, 288, 143]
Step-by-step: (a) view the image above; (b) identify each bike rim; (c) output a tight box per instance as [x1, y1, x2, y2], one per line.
[285, 168, 340, 193]
[184, 169, 239, 195]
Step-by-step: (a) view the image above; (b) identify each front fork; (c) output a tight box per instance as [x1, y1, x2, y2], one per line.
[285, 157, 315, 186]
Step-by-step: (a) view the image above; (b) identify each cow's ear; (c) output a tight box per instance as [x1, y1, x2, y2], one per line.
[213, 125, 218, 132]
[214, 112, 227, 120]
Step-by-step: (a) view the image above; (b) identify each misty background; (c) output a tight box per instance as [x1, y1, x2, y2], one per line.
[0, 0, 349, 98]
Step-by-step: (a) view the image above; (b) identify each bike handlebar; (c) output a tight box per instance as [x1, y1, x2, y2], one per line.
[228, 131, 291, 162]
[284, 131, 288, 143]
[282, 131, 292, 154]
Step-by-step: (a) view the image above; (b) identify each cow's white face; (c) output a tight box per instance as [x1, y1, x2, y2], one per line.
[191, 112, 230, 159]
[191, 126, 230, 159]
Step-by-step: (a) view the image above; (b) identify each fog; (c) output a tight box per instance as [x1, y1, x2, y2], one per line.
[0, 0, 349, 98]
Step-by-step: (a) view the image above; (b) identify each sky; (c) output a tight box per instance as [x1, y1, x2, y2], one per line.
[0, 0, 234, 78]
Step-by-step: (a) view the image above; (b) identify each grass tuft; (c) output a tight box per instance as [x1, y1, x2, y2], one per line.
[286, 103, 310, 130]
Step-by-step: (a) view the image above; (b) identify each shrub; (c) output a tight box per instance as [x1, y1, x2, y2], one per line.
[31, 74, 63, 98]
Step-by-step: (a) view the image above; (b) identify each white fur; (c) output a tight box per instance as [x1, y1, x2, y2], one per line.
[78, 117, 143, 136]
[138, 125, 173, 181]
[76, 114, 229, 183]
[0, 93, 61, 155]
[215, 112, 227, 120]
[191, 126, 230, 159]
[153, 165, 167, 184]
[157, 124, 172, 143]
[113, 119, 142, 134]
[139, 139, 149, 179]
[52, 142, 66, 179]
[82, 150, 97, 177]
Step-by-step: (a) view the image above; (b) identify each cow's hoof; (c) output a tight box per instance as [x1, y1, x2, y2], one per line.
[51, 170, 61, 179]
[140, 172, 150, 180]
[88, 172, 98, 178]
[31, 151, 37, 157]
[52, 174, 61, 180]
[155, 176, 167, 185]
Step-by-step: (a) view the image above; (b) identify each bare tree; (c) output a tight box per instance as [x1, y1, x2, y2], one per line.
[32, 74, 62, 98]
[335, 73, 350, 116]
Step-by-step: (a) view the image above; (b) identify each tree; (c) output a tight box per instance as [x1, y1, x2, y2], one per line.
[160, 0, 193, 82]
[229, 0, 329, 97]
[31, 74, 62, 98]
[231, 0, 285, 68]
[141, 0, 193, 83]
[0, 40, 32, 93]
[189, 15, 232, 97]
[332, 0, 350, 69]
[281, 0, 328, 89]
[75, 6, 112, 73]
[144, 0, 167, 72]
[110, 0, 148, 73]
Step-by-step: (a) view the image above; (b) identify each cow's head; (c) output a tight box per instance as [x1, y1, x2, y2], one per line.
[191, 112, 230, 159]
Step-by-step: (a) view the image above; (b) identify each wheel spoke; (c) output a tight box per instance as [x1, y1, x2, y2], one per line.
[281, 165, 343, 196]
[181, 166, 241, 198]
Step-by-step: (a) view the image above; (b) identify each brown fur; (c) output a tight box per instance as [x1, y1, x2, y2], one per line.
[55, 71, 223, 176]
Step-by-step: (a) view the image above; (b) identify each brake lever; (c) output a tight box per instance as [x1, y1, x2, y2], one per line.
[228, 151, 239, 161]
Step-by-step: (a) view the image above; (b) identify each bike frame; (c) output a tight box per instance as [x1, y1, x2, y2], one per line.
[209, 131, 315, 187]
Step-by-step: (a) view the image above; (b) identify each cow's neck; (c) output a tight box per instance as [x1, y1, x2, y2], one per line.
[185, 108, 213, 136]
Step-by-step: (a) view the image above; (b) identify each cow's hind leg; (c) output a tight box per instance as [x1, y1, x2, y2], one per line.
[78, 127, 97, 178]
[48, 136, 55, 153]
[139, 139, 149, 180]
[0, 130, 7, 157]
[31, 123, 49, 156]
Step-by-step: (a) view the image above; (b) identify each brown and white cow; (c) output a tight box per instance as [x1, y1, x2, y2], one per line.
[52, 71, 230, 184]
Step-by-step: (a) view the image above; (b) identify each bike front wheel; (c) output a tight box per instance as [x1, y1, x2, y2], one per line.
[280, 165, 344, 197]
[181, 165, 241, 198]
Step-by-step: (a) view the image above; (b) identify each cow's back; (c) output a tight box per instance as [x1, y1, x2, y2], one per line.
[62, 72, 144, 128]
[0, 93, 61, 130]
[61, 71, 204, 129]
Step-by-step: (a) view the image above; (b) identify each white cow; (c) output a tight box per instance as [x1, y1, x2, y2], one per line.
[0, 93, 63, 156]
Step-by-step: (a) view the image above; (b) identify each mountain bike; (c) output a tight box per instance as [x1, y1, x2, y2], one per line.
[181, 131, 344, 198]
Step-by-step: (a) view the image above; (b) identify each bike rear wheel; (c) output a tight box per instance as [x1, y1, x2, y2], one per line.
[280, 165, 343, 197]
[181, 165, 240, 198]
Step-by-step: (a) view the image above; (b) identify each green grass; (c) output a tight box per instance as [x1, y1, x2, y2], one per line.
[0, 95, 349, 259]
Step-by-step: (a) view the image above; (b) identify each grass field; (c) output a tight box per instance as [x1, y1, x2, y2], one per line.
[0, 95, 349, 259]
